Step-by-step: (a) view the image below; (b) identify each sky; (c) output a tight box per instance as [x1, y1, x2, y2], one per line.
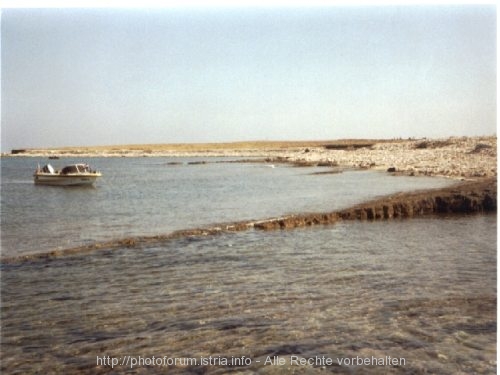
[1, 4, 496, 151]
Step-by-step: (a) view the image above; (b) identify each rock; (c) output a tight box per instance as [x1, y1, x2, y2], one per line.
[470, 143, 493, 154]
[338, 178, 496, 220]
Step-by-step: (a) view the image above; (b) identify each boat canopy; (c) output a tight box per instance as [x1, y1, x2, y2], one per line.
[61, 164, 90, 174]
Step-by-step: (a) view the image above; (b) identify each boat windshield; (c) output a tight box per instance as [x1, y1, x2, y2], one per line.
[61, 165, 79, 174]
[59, 164, 92, 174]
[77, 164, 91, 173]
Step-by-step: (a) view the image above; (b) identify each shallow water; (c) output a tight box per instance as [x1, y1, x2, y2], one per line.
[1, 215, 496, 374]
[1, 157, 496, 374]
[1, 157, 455, 258]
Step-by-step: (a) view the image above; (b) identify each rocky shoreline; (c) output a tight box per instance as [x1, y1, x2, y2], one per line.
[5, 136, 497, 179]
[3, 177, 496, 264]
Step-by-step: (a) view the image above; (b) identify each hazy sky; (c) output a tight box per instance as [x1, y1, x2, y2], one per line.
[1, 5, 496, 151]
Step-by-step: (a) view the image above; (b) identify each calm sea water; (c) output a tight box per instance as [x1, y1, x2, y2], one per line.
[1, 157, 496, 374]
[2, 157, 455, 258]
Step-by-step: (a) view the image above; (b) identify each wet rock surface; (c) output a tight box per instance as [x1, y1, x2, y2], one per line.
[338, 178, 496, 220]
[253, 178, 496, 229]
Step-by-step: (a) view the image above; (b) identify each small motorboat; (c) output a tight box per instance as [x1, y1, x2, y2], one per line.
[34, 163, 102, 186]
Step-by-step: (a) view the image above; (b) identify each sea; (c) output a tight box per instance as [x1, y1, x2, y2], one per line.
[1, 157, 496, 374]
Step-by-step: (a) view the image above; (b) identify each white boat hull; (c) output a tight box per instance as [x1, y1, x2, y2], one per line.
[34, 173, 101, 186]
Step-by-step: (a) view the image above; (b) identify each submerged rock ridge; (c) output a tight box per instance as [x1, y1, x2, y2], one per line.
[337, 178, 496, 221]
[2, 178, 496, 264]
[252, 178, 496, 230]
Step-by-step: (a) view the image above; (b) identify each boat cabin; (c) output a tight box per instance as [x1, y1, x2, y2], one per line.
[61, 164, 91, 174]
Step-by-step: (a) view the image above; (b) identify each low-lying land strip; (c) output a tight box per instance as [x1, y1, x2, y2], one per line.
[6, 136, 496, 179]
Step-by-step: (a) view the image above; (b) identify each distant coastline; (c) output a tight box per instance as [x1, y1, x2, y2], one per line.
[4, 136, 496, 180]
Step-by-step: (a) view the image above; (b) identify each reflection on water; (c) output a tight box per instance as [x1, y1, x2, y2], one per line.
[1, 215, 496, 374]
